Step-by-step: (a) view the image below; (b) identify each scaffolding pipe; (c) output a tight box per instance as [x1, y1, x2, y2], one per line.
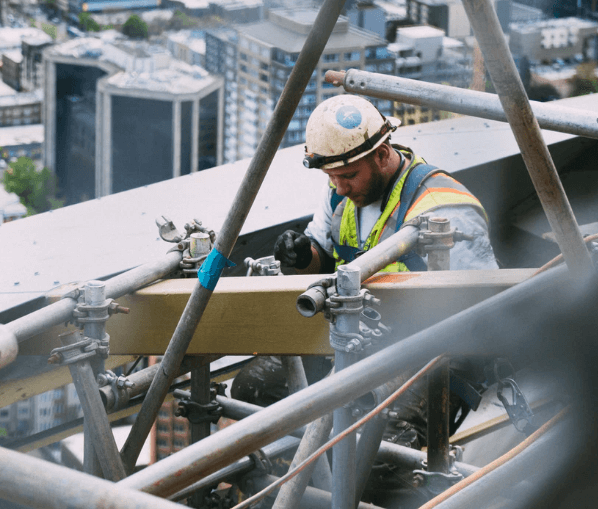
[5, 250, 182, 344]
[252, 474, 385, 509]
[118, 263, 595, 498]
[272, 413, 334, 509]
[325, 69, 598, 140]
[0, 446, 189, 509]
[460, 0, 594, 277]
[99, 356, 207, 412]
[297, 225, 419, 317]
[60, 330, 126, 481]
[354, 378, 406, 505]
[169, 398, 477, 503]
[331, 265, 361, 509]
[216, 394, 478, 477]
[119, 0, 349, 473]
[277, 356, 332, 495]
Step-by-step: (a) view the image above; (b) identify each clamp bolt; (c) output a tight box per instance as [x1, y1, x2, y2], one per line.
[47, 352, 62, 365]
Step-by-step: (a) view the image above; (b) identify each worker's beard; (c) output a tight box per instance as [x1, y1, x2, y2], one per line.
[354, 162, 388, 208]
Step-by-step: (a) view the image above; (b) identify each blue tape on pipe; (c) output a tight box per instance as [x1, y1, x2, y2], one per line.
[197, 248, 236, 290]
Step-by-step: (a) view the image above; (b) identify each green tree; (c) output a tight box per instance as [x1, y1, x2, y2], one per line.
[122, 15, 148, 39]
[570, 62, 598, 97]
[79, 12, 101, 32]
[167, 10, 199, 30]
[2, 157, 64, 215]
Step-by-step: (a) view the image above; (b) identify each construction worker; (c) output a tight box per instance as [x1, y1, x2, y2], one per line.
[274, 94, 498, 273]
[269, 95, 498, 507]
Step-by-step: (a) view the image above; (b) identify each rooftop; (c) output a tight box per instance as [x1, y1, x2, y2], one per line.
[0, 90, 43, 108]
[238, 9, 386, 53]
[0, 124, 43, 147]
[2, 50, 22, 63]
[511, 16, 598, 33]
[397, 25, 446, 39]
[105, 60, 218, 94]
[0, 27, 49, 50]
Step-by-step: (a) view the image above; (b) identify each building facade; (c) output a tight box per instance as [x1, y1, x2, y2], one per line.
[0, 90, 43, 127]
[2, 50, 22, 91]
[43, 37, 223, 204]
[509, 17, 598, 62]
[392, 25, 473, 87]
[406, 0, 511, 38]
[21, 35, 54, 92]
[205, 9, 395, 164]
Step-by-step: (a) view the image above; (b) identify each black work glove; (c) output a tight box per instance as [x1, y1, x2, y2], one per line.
[274, 230, 313, 269]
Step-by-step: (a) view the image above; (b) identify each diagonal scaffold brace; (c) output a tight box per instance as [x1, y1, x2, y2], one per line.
[119, 0, 351, 473]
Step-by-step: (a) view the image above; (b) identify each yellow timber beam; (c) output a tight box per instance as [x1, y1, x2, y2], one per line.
[0, 355, 135, 410]
[19, 269, 534, 357]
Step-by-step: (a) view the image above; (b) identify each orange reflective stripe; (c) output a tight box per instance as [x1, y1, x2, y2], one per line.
[405, 188, 484, 221]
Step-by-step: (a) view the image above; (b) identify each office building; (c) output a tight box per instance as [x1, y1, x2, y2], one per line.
[0, 90, 43, 128]
[392, 25, 473, 87]
[509, 17, 598, 62]
[206, 9, 395, 163]
[406, 0, 511, 38]
[1, 50, 22, 91]
[167, 30, 206, 68]
[21, 34, 54, 92]
[43, 37, 223, 204]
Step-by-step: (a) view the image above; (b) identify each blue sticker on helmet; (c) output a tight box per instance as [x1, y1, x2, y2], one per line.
[336, 105, 362, 129]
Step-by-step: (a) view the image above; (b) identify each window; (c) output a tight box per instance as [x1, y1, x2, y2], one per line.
[344, 51, 361, 61]
[260, 62, 269, 71]
[260, 74, 269, 83]
[240, 53, 248, 61]
[240, 64, 248, 73]
[323, 53, 339, 62]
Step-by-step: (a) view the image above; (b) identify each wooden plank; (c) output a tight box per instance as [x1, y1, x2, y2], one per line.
[0, 355, 135, 410]
[18, 270, 535, 357]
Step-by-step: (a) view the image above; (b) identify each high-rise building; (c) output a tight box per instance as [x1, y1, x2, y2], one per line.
[21, 34, 54, 92]
[509, 17, 598, 62]
[206, 9, 395, 164]
[406, 0, 511, 38]
[43, 37, 223, 204]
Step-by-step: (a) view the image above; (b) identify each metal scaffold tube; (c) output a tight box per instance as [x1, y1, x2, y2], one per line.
[0, 446, 190, 509]
[118, 263, 597, 498]
[4, 250, 183, 345]
[325, 69, 598, 140]
[297, 225, 419, 317]
[60, 329, 126, 481]
[119, 0, 349, 473]
[252, 474, 386, 509]
[460, 0, 594, 277]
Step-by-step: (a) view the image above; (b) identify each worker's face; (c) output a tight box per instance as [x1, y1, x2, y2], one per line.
[323, 151, 386, 208]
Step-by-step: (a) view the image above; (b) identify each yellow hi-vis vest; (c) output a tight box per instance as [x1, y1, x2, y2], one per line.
[330, 149, 488, 272]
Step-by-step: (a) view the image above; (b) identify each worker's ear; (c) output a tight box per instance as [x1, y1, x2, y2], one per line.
[375, 143, 392, 168]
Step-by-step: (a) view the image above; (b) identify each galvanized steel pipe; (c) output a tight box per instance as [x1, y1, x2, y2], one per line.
[253, 474, 385, 509]
[460, 0, 594, 277]
[5, 250, 183, 344]
[118, 263, 595, 497]
[120, 0, 349, 472]
[296, 225, 419, 317]
[326, 69, 598, 140]
[0, 445, 188, 509]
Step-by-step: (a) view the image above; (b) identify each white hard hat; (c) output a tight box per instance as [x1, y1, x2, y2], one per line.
[303, 95, 399, 170]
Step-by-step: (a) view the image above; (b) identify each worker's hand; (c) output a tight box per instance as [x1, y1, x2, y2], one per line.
[274, 230, 313, 269]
